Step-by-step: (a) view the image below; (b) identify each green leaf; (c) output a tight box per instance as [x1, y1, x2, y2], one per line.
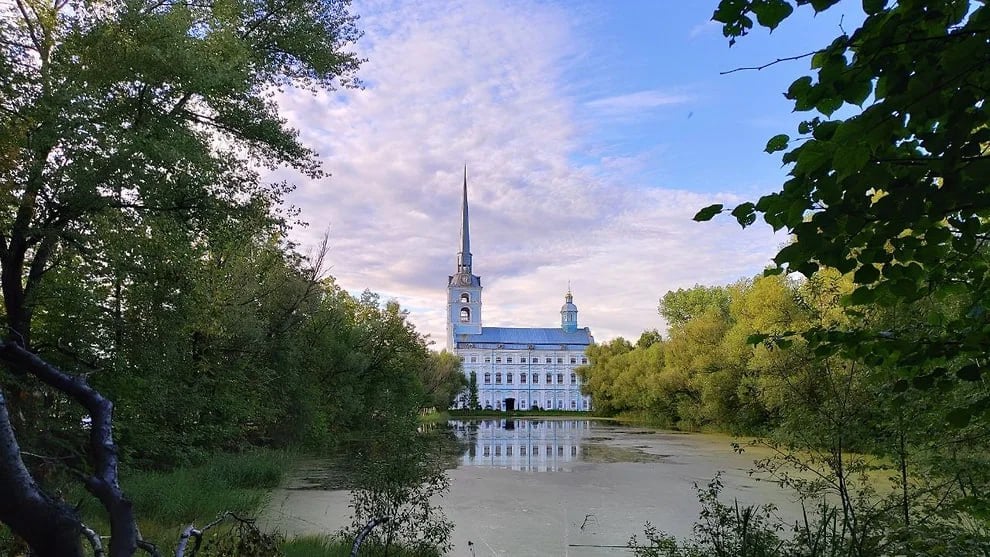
[853, 264, 879, 284]
[765, 134, 790, 153]
[862, 0, 887, 15]
[842, 75, 873, 106]
[786, 76, 813, 101]
[947, 407, 971, 428]
[694, 204, 724, 222]
[956, 364, 982, 382]
[747, 333, 769, 345]
[731, 202, 757, 227]
[752, 0, 794, 30]
[815, 95, 843, 116]
[912, 373, 935, 390]
[846, 286, 876, 305]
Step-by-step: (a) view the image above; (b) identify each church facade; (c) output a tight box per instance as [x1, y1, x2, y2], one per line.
[447, 173, 594, 411]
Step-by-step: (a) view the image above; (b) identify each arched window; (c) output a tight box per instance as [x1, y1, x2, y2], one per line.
[460, 292, 470, 303]
[460, 307, 470, 322]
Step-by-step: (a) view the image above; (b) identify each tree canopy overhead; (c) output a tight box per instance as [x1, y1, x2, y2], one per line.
[698, 0, 990, 419]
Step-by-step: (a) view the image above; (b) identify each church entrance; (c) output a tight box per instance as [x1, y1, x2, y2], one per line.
[504, 397, 516, 412]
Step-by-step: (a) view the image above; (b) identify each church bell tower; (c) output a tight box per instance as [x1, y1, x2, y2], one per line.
[447, 167, 482, 349]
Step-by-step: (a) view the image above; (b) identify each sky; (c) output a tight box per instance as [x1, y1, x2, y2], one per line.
[269, 0, 862, 346]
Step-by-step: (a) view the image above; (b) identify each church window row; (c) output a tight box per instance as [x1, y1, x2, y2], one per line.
[481, 445, 580, 458]
[482, 399, 590, 410]
[482, 373, 579, 385]
[464, 354, 588, 365]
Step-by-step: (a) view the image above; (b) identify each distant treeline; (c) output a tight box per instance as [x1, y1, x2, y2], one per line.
[578, 270, 989, 451]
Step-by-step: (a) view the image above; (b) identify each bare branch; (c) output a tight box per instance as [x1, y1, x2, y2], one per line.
[721, 50, 819, 75]
[81, 523, 105, 557]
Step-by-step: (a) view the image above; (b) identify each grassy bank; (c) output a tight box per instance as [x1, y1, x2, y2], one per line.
[284, 535, 441, 557]
[71, 449, 295, 548]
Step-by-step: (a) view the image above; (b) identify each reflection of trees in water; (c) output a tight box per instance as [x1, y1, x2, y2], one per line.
[337, 417, 454, 555]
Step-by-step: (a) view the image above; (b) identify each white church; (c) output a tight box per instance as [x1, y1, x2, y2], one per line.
[446, 172, 594, 411]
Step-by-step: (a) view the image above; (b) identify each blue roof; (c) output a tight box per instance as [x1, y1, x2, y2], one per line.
[455, 327, 593, 350]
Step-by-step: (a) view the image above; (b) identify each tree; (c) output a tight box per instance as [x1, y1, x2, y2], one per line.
[419, 351, 467, 410]
[468, 371, 480, 410]
[659, 285, 732, 327]
[0, 0, 361, 554]
[698, 0, 990, 424]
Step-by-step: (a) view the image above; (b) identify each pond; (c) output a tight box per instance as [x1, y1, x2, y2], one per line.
[263, 418, 801, 555]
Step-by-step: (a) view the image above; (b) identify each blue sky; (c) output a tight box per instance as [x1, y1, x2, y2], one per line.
[272, 0, 863, 345]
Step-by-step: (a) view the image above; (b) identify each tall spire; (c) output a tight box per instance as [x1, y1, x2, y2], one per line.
[457, 165, 472, 273]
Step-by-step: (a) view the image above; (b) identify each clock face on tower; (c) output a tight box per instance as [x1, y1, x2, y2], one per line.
[459, 275, 471, 286]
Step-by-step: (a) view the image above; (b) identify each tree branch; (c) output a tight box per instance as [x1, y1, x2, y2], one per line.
[721, 49, 819, 75]
[0, 340, 139, 557]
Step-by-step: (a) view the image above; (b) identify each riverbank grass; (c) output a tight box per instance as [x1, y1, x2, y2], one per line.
[74, 449, 294, 547]
[283, 535, 441, 557]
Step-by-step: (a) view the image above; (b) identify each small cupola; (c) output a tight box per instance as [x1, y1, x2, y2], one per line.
[560, 288, 578, 333]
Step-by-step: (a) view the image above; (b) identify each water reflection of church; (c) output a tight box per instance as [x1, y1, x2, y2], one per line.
[450, 419, 590, 472]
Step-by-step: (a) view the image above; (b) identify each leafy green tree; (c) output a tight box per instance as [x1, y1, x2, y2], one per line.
[659, 285, 731, 327]
[698, 0, 990, 423]
[636, 329, 663, 349]
[468, 371, 480, 410]
[0, 0, 361, 553]
[419, 351, 467, 410]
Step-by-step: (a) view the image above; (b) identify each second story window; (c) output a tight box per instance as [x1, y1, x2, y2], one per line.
[557, 373, 564, 384]
[545, 357, 552, 364]
[507, 357, 513, 363]
[495, 356, 502, 363]
[507, 373, 513, 384]
[570, 373, 577, 384]
[495, 373, 502, 384]
[557, 357, 563, 364]
[546, 373, 552, 384]
[570, 357, 576, 364]
[532, 373, 539, 384]
[520, 373, 527, 383]
[484, 373, 491, 384]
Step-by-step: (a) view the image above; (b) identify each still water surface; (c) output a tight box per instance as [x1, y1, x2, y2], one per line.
[263, 419, 799, 555]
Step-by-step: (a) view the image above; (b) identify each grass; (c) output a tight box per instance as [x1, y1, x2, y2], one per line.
[418, 410, 450, 424]
[283, 535, 440, 557]
[72, 448, 295, 548]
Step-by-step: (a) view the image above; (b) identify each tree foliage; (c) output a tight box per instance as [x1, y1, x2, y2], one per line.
[0, 0, 461, 554]
[588, 273, 990, 553]
[696, 0, 990, 423]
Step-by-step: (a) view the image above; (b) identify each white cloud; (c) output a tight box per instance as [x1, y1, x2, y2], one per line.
[689, 20, 720, 39]
[270, 0, 782, 346]
[584, 89, 692, 116]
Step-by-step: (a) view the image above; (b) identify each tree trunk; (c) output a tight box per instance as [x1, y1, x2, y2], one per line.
[0, 390, 84, 557]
